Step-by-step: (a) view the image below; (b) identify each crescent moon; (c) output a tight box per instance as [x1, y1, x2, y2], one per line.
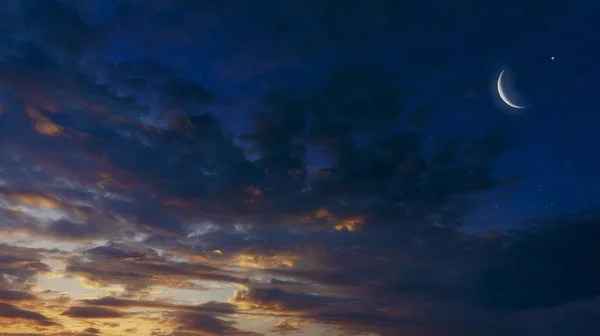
[497, 69, 525, 109]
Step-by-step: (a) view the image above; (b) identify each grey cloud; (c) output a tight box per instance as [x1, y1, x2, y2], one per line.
[0, 302, 58, 326]
[61, 306, 126, 319]
[0, 290, 37, 302]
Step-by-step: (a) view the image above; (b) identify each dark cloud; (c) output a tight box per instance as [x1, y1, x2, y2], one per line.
[61, 306, 126, 319]
[81, 296, 261, 336]
[0, 290, 37, 302]
[63, 242, 249, 296]
[0, 244, 52, 291]
[0, 302, 57, 326]
[0, 0, 595, 335]
[45, 219, 105, 241]
[500, 296, 600, 336]
[2, 0, 518, 241]
[105, 0, 552, 81]
[3, 334, 107, 336]
[82, 297, 238, 315]
[270, 318, 306, 335]
[232, 287, 334, 312]
[5, 0, 99, 57]
[0, 185, 132, 243]
[171, 312, 262, 336]
[473, 210, 600, 311]
[217, 210, 600, 336]
[83, 327, 102, 334]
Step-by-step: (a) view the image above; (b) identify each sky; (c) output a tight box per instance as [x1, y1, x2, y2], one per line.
[0, 0, 599, 335]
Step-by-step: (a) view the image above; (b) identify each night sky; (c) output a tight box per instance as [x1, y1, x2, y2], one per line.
[0, 1, 599, 335]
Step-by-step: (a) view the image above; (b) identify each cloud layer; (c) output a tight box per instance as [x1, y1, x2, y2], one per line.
[0, 1, 597, 335]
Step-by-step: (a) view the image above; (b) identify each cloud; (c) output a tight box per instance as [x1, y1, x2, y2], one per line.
[472, 209, 600, 311]
[62, 242, 250, 296]
[82, 297, 237, 315]
[45, 219, 105, 241]
[171, 312, 262, 336]
[24, 104, 64, 136]
[0, 244, 52, 291]
[0, 290, 37, 302]
[232, 287, 333, 312]
[501, 296, 600, 336]
[1, 0, 517, 246]
[0, 1, 594, 335]
[219, 210, 600, 335]
[270, 318, 307, 334]
[81, 296, 261, 336]
[61, 306, 126, 319]
[0, 302, 58, 326]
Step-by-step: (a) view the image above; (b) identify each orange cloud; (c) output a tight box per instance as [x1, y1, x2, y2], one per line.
[0, 190, 90, 221]
[235, 253, 297, 269]
[24, 104, 63, 136]
[334, 217, 364, 232]
[309, 208, 365, 231]
[7, 192, 65, 210]
[244, 185, 263, 197]
[272, 317, 307, 334]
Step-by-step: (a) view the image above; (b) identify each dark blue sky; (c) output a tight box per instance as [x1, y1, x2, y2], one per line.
[0, 1, 599, 335]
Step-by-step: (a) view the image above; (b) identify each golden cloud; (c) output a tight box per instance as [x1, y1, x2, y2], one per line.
[9, 193, 64, 210]
[24, 104, 63, 136]
[308, 208, 365, 232]
[235, 254, 297, 269]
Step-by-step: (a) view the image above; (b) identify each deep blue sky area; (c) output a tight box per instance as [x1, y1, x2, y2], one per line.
[0, 1, 599, 335]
